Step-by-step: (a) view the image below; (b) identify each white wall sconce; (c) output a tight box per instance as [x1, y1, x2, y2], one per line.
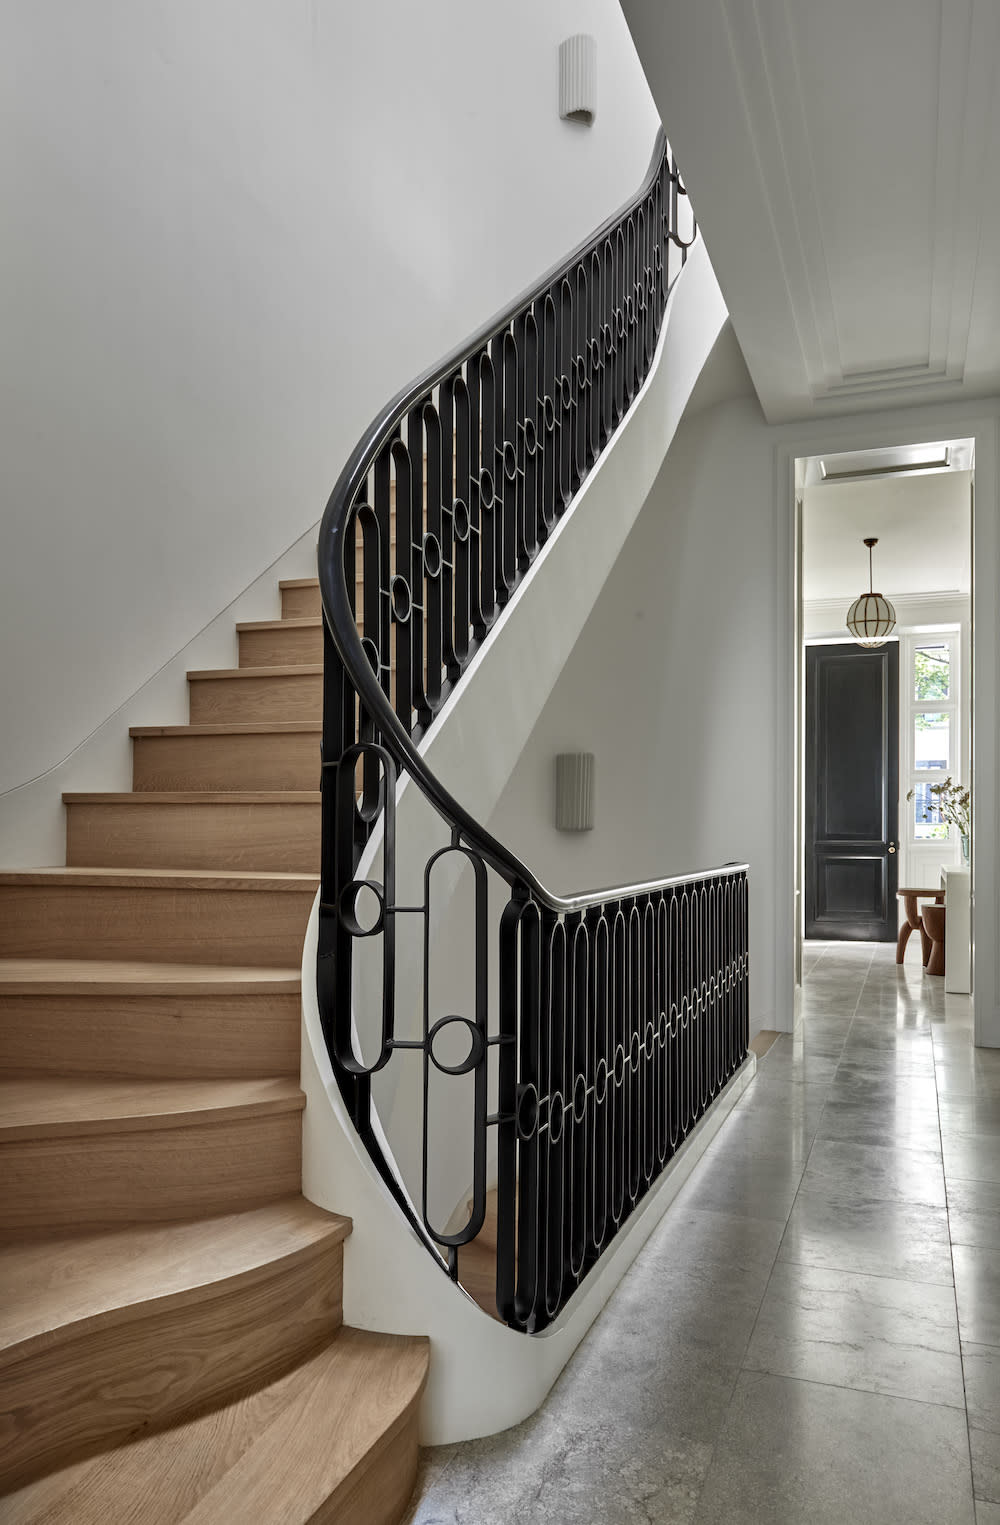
[555, 753, 595, 831]
[559, 35, 597, 125]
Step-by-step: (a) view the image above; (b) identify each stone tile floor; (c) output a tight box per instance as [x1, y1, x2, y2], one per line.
[403, 940, 1000, 1524]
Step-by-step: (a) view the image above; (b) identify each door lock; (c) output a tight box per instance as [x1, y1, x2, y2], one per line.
[888, 844, 897, 854]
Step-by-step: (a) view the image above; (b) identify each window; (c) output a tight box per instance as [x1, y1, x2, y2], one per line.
[904, 635, 959, 844]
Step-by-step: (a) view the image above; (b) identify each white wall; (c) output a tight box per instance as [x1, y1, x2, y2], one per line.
[487, 393, 1000, 1046]
[486, 394, 782, 1035]
[0, 0, 658, 850]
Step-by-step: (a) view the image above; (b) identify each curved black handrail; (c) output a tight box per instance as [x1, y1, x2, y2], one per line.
[317, 130, 685, 903]
[316, 131, 750, 1332]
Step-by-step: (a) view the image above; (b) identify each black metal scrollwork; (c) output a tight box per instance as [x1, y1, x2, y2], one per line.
[317, 133, 750, 1332]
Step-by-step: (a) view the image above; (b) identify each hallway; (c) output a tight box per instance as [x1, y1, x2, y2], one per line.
[404, 940, 998, 1524]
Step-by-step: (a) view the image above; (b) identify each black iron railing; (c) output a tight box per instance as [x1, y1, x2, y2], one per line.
[317, 131, 750, 1332]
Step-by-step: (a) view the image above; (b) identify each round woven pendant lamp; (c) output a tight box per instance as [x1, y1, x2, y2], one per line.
[846, 537, 896, 648]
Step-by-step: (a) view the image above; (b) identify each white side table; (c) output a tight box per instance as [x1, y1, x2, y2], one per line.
[941, 866, 971, 995]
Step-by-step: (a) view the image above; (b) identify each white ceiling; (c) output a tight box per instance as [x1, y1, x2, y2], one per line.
[802, 468, 972, 601]
[621, 0, 1000, 422]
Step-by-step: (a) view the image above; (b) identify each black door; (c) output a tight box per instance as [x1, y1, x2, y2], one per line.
[805, 642, 899, 941]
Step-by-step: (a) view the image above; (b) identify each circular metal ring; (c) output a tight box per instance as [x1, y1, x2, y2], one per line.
[337, 879, 385, 939]
[502, 440, 517, 480]
[427, 1015, 486, 1076]
[588, 337, 601, 373]
[644, 1022, 656, 1061]
[595, 1057, 609, 1104]
[523, 417, 538, 456]
[452, 497, 471, 541]
[479, 468, 495, 510]
[559, 374, 573, 409]
[630, 1032, 641, 1071]
[549, 1090, 565, 1145]
[390, 575, 411, 624]
[516, 1081, 539, 1140]
[657, 1011, 669, 1047]
[573, 1072, 587, 1123]
[574, 354, 587, 388]
[615, 308, 626, 339]
[422, 532, 442, 578]
[613, 1044, 626, 1086]
[542, 395, 556, 432]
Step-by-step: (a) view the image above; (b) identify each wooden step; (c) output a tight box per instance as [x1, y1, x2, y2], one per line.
[64, 792, 321, 873]
[0, 1077, 305, 1233]
[130, 723, 322, 792]
[1, 1327, 429, 1523]
[0, 869, 317, 966]
[0, 960, 300, 1079]
[187, 666, 322, 724]
[0, 1199, 350, 1492]
[237, 618, 323, 669]
[279, 578, 322, 619]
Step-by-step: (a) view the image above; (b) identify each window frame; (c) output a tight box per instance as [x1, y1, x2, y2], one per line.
[902, 630, 961, 849]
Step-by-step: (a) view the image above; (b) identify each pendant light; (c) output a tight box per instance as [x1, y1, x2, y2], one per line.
[846, 537, 896, 647]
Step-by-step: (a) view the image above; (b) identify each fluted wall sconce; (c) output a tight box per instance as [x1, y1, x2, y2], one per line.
[555, 753, 595, 831]
[559, 35, 597, 125]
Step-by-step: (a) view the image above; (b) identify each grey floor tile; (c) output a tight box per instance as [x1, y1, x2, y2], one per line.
[744, 1260, 963, 1408]
[800, 1136, 946, 1208]
[692, 1371, 974, 1524]
[943, 1136, 1000, 1186]
[948, 1180, 1000, 1248]
[815, 1097, 942, 1153]
[955, 1246, 1000, 1346]
[640, 1201, 786, 1275]
[778, 1190, 954, 1284]
[676, 1147, 803, 1223]
[963, 1343, 1000, 1504]
[940, 1101, 1000, 1142]
[976, 1503, 1000, 1524]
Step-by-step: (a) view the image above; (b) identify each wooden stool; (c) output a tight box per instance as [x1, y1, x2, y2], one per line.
[921, 902, 946, 977]
[896, 888, 944, 965]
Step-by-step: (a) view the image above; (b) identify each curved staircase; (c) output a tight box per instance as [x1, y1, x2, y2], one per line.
[0, 573, 428, 1522]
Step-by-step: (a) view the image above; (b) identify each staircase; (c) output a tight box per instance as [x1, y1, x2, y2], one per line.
[0, 574, 428, 1522]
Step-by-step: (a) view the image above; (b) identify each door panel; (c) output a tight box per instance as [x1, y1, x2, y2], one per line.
[806, 643, 899, 941]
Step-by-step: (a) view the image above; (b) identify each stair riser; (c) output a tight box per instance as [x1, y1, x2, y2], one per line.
[0, 885, 315, 965]
[281, 584, 321, 619]
[0, 1241, 343, 1492]
[239, 625, 324, 667]
[0, 1110, 302, 1233]
[324, 1423, 421, 1525]
[0, 994, 300, 1079]
[65, 802, 321, 873]
[132, 731, 321, 792]
[189, 674, 322, 725]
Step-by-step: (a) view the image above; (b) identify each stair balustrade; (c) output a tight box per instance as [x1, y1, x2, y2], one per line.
[317, 131, 749, 1333]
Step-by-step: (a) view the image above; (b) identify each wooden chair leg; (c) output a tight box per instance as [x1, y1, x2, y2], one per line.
[896, 921, 912, 964]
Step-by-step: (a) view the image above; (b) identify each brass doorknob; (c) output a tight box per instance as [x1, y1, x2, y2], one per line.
[888, 845, 896, 854]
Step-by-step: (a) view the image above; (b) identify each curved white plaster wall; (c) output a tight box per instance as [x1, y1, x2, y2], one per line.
[302, 240, 735, 1440]
[0, 0, 657, 859]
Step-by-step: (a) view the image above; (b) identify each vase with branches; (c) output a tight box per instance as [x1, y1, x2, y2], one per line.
[906, 777, 971, 862]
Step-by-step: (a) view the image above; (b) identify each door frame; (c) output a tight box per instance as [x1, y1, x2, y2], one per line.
[775, 405, 998, 1047]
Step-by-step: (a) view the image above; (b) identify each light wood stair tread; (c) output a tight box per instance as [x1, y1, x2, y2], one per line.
[63, 791, 321, 805]
[186, 664, 323, 681]
[0, 1198, 350, 1357]
[0, 867, 318, 890]
[2, 1327, 429, 1523]
[130, 722, 321, 737]
[278, 578, 321, 590]
[0, 958, 300, 995]
[0, 1077, 304, 1140]
[235, 617, 322, 633]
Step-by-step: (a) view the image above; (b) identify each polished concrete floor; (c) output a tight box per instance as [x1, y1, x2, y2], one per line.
[403, 939, 1000, 1524]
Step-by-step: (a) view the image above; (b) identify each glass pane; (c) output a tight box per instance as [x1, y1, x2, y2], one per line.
[914, 644, 950, 701]
[913, 782, 949, 840]
[914, 712, 950, 770]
